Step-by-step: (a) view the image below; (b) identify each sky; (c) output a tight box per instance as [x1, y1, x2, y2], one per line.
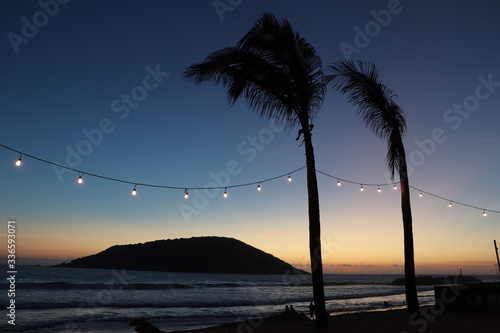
[1, 0, 499, 275]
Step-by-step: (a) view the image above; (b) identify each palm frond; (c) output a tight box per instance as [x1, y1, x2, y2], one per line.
[184, 47, 300, 128]
[326, 60, 406, 179]
[184, 13, 326, 130]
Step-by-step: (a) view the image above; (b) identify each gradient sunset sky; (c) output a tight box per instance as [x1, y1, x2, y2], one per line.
[1, 0, 499, 275]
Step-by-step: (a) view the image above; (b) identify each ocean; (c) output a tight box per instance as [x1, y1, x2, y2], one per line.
[1, 265, 495, 333]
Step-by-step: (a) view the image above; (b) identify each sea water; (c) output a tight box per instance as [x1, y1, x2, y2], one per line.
[0, 265, 490, 333]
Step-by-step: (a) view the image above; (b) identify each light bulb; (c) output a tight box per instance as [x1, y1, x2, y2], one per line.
[483, 210, 487, 217]
[337, 180, 341, 186]
[288, 175, 292, 182]
[377, 186, 381, 193]
[78, 175, 83, 184]
[448, 202, 452, 208]
[360, 185, 364, 192]
[419, 192, 423, 198]
[132, 186, 137, 196]
[223, 188, 228, 198]
[184, 189, 189, 199]
[393, 184, 397, 190]
[15, 157, 22, 167]
[257, 184, 261, 191]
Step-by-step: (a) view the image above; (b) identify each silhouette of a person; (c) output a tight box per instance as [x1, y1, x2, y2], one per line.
[309, 301, 315, 319]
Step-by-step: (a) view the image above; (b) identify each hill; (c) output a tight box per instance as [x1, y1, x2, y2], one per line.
[55, 236, 308, 275]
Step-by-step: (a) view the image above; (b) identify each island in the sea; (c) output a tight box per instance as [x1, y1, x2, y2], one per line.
[55, 236, 309, 275]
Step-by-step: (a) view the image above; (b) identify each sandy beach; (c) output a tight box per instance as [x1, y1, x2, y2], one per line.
[165, 308, 500, 333]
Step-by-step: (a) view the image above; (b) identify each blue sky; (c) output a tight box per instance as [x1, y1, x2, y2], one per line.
[1, 0, 499, 274]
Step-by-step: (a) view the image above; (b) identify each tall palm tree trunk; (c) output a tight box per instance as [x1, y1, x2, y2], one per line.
[184, 11, 329, 328]
[399, 152, 420, 315]
[326, 60, 420, 317]
[303, 127, 328, 329]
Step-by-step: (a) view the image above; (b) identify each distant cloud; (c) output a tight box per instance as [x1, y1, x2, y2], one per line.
[321, 263, 409, 274]
[0, 257, 66, 266]
[330, 263, 375, 268]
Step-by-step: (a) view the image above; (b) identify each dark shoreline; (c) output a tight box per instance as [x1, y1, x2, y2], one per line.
[165, 308, 500, 333]
[4, 308, 498, 333]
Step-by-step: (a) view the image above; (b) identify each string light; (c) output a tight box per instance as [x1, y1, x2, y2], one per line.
[393, 184, 397, 190]
[377, 186, 381, 193]
[1, 144, 499, 217]
[0, 144, 304, 191]
[257, 183, 262, 191]
[449, 202, 453, 208]
[184, 189, 189, 199]
[315, 169, 500, 217]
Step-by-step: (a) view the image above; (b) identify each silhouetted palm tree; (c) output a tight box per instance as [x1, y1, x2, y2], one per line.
[326, 60, 420, 315]
[184, 13, 329, 328]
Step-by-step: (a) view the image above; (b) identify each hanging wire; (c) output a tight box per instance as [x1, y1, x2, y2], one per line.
[409, 185, 500, 214]
[316, 169, 399, 187]
[1, 143, 499, 215]
[316, 169, 500, 215]
[0, 143, 304, 190]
